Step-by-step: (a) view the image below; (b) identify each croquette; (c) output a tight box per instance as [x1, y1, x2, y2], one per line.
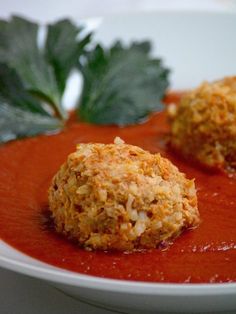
[48, 137, 199, 251]
[168, 77, 236, 172]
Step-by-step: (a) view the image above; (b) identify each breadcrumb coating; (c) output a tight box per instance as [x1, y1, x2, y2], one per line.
[48, 138, 199, 251]
[168, 77, 236, 172]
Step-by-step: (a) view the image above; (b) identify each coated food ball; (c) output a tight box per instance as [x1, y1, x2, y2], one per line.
[168, 77, 236, 172]
[48, 137, 199, 251]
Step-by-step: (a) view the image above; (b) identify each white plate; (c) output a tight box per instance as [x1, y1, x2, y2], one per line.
[1, 11, 236, 314]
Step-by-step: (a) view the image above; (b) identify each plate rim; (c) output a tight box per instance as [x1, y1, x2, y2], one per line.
[1, 247, 236, 295]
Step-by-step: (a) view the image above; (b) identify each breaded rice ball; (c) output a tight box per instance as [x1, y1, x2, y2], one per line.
[168, 77, 236, 172]
[48, 137, 199, 251]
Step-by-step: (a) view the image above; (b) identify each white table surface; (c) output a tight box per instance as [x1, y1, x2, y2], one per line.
[1, 1, 236, 313]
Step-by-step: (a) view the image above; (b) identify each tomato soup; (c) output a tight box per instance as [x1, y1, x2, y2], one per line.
[0, 93, 235, 283]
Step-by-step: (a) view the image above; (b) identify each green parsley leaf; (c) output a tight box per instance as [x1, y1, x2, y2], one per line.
[45, 19, 92, 96]
[0, 103, 61, 143]
[78, 41, 170, 126]
[0, 15, 92, 143]
[0, 15, 91, 121]
[0, 16, 65, 119]
[0, 63, 62, 143]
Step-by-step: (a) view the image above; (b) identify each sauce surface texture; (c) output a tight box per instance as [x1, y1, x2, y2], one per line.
[0, 94, 236, 283]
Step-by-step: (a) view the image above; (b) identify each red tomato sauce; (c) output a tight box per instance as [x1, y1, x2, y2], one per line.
[0, 93, 236, 283]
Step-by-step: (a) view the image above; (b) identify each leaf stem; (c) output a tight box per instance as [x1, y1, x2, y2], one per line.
[29, 90, 68, 121]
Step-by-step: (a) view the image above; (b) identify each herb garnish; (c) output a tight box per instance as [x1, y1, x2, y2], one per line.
[78, 41, 169, 126]
[45, 19, 91, 97]
[0, 15, 170, 144]
[0, 16, 90, 142]
[0, 64, 62, 143]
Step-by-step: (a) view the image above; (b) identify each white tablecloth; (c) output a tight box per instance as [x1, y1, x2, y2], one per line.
[0, 1, 235, 313]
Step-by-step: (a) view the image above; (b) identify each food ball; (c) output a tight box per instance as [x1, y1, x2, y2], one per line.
[48, 137, 199, 251]
[168, 77, 236, 172]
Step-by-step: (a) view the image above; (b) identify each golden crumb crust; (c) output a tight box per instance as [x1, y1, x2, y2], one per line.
[48, 138, 199, 251]
[168, 77, 236, 172]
